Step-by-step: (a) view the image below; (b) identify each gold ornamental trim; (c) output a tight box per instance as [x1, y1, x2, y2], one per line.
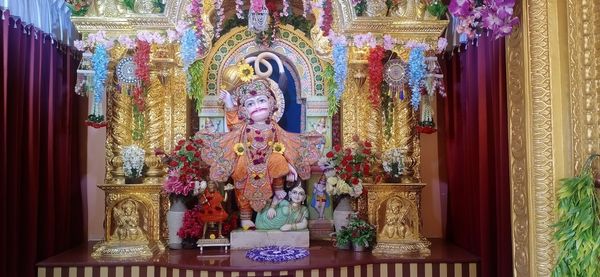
[506, 0, 596, 275]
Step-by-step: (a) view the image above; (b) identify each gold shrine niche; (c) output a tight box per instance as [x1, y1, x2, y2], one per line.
[71, 0, 447, 257]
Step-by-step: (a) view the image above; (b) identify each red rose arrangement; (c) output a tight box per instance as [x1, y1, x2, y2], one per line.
[157, 137, 209, 197]
[177, 206, 239, 240]
[318, 135, 375, 197]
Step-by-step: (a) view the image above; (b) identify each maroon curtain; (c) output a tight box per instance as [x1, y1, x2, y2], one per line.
[0, 11, 84, 277]
[439, 38, 512, 277]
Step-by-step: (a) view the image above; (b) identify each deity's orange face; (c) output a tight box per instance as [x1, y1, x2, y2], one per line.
[243, 94, 272, 122]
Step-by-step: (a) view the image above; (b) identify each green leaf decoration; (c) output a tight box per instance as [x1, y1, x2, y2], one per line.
[552, 154, 600, 277]
[324, 64, 339, 116]
[354, 0, 367, 16]
[427, 1, 447, 19]
[122, 0, 135, 11]
[189, 60, 205, 113]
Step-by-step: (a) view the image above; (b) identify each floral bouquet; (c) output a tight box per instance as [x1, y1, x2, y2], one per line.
[156, 137, 209, 197]
[382, 148, 404, 181]
[121, 144, 145, 182]
[318, 135, 375, 198]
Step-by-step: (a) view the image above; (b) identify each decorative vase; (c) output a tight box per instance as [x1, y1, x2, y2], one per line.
[125, 176, 144, 184]
[167, 197, 187, 249]
[385, 175, 402, 183]
[352, 242, 366, 252]
[333, 196, 353, 232]
[336, 241, 351, 250]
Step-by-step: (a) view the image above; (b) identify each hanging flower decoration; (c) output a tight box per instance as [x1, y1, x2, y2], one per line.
[215, 0, 224, 38]
[329, 33, 348, 101]
[281, 0, 290, 17]
[189, 60, 206, 113]
[188, 0, 204, 38]
[133, 40, 150, 112]
[368, 46, 384, 108]
[353, 33, 376, 49]
[406, 43, 427, 110]
[180, 29, 199, 93]
[322, 0, 333, 36]
[382, 34, 396, 51]
[449, 0, 519, 40]
[235, 0, 245, 19]
[302, 0, 310, 17]
[117, 35, 135, 49]
[324, 64, 339, 116]
[86, 44, 109, 128]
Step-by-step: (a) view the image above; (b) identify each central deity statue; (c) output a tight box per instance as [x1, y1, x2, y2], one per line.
[199, 58, 322, 229]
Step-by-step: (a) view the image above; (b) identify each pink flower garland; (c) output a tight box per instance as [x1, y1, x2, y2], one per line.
[449, 0, 519, 39]
[322, 0, 333, 36]
[368, 46, 385, 108]
[236, 0, 244, 19]
[302, 0, 310, 17]
[281, 0, 289, 17]
[215, 0, 224, 38]
[188, 0, 204, 39]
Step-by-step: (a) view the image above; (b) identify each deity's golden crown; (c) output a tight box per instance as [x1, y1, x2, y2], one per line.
[221, 62, 275, 105]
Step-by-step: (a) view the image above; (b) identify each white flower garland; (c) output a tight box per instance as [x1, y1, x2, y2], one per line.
[122, 144, 145, 178]
[382, 148, 404, 178]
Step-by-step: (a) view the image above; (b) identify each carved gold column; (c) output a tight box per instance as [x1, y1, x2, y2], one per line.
[108, 86, 133, 184]
[342, 47, 420, 182]
[506, 0, 600, 276]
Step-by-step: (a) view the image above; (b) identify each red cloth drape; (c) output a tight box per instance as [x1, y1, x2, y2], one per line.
[439, 38, 512, 277]
[0, 11, 84, 277]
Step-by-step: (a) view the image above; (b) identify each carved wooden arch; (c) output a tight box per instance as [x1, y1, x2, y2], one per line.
[203, 25, 325, 99]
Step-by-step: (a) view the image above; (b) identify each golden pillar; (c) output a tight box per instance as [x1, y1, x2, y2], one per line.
[507, 0, 600, 276]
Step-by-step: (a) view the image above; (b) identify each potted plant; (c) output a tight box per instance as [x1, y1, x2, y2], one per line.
[334, 226, 352, 250]
[346, 214, 375, 251]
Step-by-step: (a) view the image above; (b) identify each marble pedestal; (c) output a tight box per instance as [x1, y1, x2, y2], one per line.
[230, 229, 310, 249]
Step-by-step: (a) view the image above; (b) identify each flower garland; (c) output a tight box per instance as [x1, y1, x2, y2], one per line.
[353, 33, 376, 49]
[322, 0, 333, 36]
[189, 60, 205, 113]
[87, 44, 109, 128]
[407, 46, 426, 110]
[449, 0, 519, 40]
[324, 64, 339, 116]
[235, 0, 245, 19]
[180, 29, 199, 94]
[382, 34, 396, 51]
[330, 33, 348, 101]
[214, 0, 224, 38]
[367, 46, 385, 108]
[122, 144, 145, 179]
[188, 0, 204, 38]
[302, 0, 310, 17]
[133, 40, 150, 111]
[281, 0, 290, 17]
